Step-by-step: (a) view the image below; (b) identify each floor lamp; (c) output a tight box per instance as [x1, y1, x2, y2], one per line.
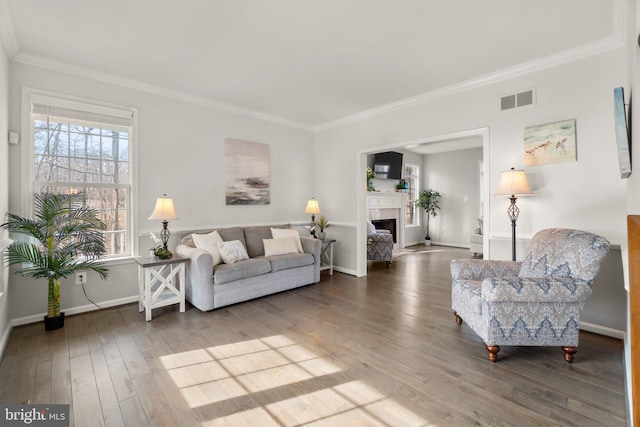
[495, 168, 533, 261]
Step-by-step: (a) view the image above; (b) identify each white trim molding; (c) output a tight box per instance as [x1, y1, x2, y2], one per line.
[314, 36, 625, 131]
[10, 295, 139, 328]
[1, 0, 626, 133]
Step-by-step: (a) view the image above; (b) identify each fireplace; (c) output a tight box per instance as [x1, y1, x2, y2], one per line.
[372, 218, 397, 243]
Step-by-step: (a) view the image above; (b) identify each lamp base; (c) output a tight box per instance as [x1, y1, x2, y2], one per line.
[160, 220, 171, 249]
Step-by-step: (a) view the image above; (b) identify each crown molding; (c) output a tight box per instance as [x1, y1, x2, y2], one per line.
[314, 34, 624, 132]
[12, 52, 314, 132]
[3, 0, 626, 134]
[9, 32, 624, 135]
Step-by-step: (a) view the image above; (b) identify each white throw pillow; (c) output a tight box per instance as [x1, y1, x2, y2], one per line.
[217, 240, 249, 264]
[366, 220, 376, 234]
[263, 237, 299, 257]
[192, 231, 223, 266]
[271, 228, 303, 253]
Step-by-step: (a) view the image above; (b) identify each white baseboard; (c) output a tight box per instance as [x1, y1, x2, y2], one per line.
[432, 242, 469, 249]
[332, 266, 357, 276]
[0, 322, 12, 362]
[580, 321, 625, 339]
[10, 295, 139, 328]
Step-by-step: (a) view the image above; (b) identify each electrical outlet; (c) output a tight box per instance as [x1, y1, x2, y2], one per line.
[75, 271, 87, 285]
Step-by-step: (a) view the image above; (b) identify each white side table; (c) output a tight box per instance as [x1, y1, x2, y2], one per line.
[135, 256, 188, 321]
[319, 239, 336, 275]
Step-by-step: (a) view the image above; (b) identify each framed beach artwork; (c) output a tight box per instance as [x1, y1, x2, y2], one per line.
[524, 119, 577, 166]
[225, 139, 270, 205]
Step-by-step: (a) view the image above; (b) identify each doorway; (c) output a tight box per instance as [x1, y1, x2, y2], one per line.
[357, 127, 490, 277]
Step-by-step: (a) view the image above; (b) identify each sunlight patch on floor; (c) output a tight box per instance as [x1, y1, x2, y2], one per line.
[159, 335, 432, 426]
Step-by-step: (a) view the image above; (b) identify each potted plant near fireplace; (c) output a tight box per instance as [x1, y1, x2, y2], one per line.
[1, 192, 109, 331]
[414, 189, 441, 246]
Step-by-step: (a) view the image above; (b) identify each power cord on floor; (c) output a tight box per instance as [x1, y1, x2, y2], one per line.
[81, 283, 104, 310]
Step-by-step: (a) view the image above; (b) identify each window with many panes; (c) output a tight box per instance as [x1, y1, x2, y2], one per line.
[27, 92, 136, 258]
[405, 164, 419, 226]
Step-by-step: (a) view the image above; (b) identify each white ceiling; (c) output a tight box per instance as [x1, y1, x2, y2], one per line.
[0, 0, 618, 130]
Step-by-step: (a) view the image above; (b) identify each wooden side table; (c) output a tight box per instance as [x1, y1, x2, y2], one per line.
[135, 256, 188, 321]
[319, 239, 336, 275]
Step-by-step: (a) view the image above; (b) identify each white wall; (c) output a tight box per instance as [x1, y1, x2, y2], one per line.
[315, 47, 628, 332]
[7, 62, 315, 320]
[424, 148, 483, 247]
[0, 37, 11, 356]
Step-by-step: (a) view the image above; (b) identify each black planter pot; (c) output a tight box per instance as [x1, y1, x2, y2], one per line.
[44, 312, 65, 331]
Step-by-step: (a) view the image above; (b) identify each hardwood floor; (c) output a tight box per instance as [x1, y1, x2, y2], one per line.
[0, 246, 627, 426]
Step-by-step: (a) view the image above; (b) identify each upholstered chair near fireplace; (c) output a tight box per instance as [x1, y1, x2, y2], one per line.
[367, 220, 393, 265]
[450, 228, 610, 363]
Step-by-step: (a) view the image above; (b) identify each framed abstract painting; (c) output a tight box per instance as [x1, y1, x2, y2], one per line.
[225, 139, 270, 205]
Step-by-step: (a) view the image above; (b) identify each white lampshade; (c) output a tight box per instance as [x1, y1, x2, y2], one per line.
[304, 198, 321, 215]
[148, 194, 179, 221]
[495, 168, 533, 197]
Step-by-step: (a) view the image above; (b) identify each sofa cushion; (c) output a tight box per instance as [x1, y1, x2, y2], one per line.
[218, 240, 250, 264]
[266, 253, 314, 273]
[213, 258, 271, 285]
[263, 237, 299, 257]
[182, 227, 246, 248]
[243, 225, 289, 258]
[243, 226, 274, 258]
[182, 229, 215, 247]
[218, 227, 246, 248]
[192, 230, 224, 266]
[271, 227, 303, 253]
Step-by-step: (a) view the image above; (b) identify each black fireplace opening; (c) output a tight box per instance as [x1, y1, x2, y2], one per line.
[372, 218, 397, 243]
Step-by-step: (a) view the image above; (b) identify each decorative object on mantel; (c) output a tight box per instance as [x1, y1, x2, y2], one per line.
[304, 198, 321, 238]
[366, 167, 375, 191]
[524, 119, 576, 166]
[414, 189, 441, 246]
[225, 138, 270, 205]
[1, 192, 109, 331]
[316, 216, 329, 240]
[148, 194, 179, 252]
[495, 167, 533, 261]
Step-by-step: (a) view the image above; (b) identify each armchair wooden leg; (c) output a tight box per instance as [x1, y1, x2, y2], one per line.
[453, 311, 462, 325]
[485, 345, 500, 362]
[562, 346, 577, 363]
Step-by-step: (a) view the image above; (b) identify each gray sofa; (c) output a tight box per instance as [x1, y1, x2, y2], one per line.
[175, 225, 322, 311]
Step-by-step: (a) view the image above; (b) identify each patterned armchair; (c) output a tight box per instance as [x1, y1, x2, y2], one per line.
[367, 225, 393, 265]
[451, 228, 610, 363]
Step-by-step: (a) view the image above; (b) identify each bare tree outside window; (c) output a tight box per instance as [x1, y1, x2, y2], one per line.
[33, 113, 130, 256]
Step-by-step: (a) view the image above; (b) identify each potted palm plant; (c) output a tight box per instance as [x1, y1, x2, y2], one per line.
[315, 216, 329, 240]
[1, 192, 109, 330]
[414, 189, 441, 246]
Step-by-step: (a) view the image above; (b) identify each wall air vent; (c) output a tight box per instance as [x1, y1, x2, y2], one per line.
[500, 88, 535, 111]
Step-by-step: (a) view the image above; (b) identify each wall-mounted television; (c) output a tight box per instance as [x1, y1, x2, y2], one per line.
[373, 151, 403, 180]
[613, 87, 631, 178]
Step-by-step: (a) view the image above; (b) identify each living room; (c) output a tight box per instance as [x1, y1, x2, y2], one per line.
[0, 0, 638, 424]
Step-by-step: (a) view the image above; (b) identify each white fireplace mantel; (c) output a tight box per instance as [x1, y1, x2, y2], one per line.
[367, 192, 407, 248]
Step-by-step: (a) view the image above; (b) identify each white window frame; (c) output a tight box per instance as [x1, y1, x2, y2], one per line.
[404, 163, 420, 227]
[21, 88, 139, 261]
